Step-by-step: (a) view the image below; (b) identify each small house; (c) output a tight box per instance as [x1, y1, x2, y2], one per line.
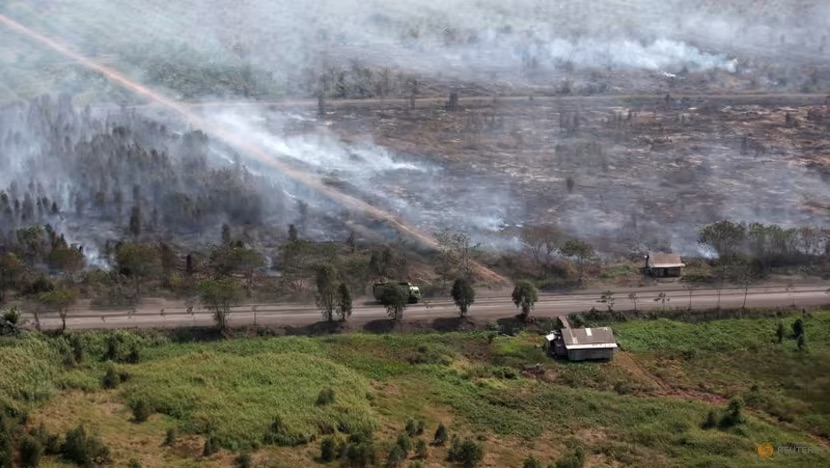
[544, 318, 618, 361]
[645, 252, 685, 278]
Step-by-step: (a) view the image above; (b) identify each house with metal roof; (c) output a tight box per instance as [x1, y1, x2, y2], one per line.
[645, 252, 685, 278]
[544, 317, 618, 361]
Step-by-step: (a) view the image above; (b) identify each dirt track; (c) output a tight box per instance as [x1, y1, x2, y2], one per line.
[22, 283, 830, 331]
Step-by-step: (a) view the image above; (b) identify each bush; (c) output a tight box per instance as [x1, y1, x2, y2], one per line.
[164, 428, 177, 446]
[61, 425, 111, 466]
[405, 419, 418, 437]
[31, 423, 60, 455]
[131, 399, 152, 422]
[718, 398, 745, 429]
[555, 446, 585, 468]
[396, 433, 412, 456]
[235, 452, 252, 468]
[386, 445, 405, 468]
[415, 439, 428, 459]
[262, 415, 308, 447]
[523, 456, 542, 468]
[316, 388, 336, 406]
[128, 459, 142, 468]
[203, 435, 220, 457]
[448, 437, 484, 467]
[102, 367, 120, 389]
[320, 436, 336, 462]
[20, 435, 43, 467]
[701, 410, 718, 429]
[345, 437, 376, 468]
[432, 423, 448, 446]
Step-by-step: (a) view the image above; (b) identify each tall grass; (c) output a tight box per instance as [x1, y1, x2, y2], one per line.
[122, 351, 376, 448]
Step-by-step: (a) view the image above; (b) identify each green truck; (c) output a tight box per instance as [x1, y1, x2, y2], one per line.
[372, 281, 422, 304]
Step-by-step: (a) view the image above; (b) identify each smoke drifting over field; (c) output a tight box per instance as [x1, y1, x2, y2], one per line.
[1, 0, 829, 262]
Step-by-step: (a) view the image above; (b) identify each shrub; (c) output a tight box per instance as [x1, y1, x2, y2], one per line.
[405, 419, 418, 437]
[523, 456, 542, 468]
[131, 399, 152, 422]
[263, 415, 308, 447]
[203, 435, 220, 457]
[386, 445, 405, 468]
[0, 435, 10, 468]
[20, 435, 43, 467]
[320, 436, 336, 462]
[448, 438, 484, 467]
[164, 428, 177, 446]
[235, 452, 252, 468]
[316, 388, 336, 406]
[345, 437, 376, 468]
[415, 420, 425, 436]
[31, 423, 60, 454]
[555, 446, 585, 468]
[718, 398, 745, 429]
[128, 459, 142, 468]
[61, 425, 111, 466]
[102, 367, 120, 389]
[432, 423, 448, 446]
[701, 410, 718, 429]
[415, 439, 428, 459]
[396, 433, 412, 456]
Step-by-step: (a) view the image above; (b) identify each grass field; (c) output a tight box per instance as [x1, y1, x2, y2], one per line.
[1, 312, 829, 467]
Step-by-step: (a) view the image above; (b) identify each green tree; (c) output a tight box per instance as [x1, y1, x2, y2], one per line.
[198, 277, 243, 332]
[0, 252, 24, 304]
[511, 280, 539, 321]
[797, 334, 806, 351]
[115, 242, 161, 298]
[38, 287, 79, 332]
[450, 277, 476, 317]
[698, 220, 746, 260]
[209, 243, 265, 294]
[520, 225, 563, 275]
[380, 283, 408, 321]
[48, 245, 85, 279]
[336, 283, 353, 321]
[316, 263, 339, 322]
[775, 321, 785, 344]
[560, 240, 594, 282]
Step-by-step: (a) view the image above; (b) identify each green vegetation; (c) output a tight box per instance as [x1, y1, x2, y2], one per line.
[511, 280, 539, 320]
[0, 312, 827, 466]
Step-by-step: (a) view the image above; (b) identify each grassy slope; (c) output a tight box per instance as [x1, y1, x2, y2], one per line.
[2, 313, 828, 467]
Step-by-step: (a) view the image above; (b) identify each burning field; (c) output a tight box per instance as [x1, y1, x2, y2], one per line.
[204, 93, 830, 258]
[2, 0, 830, 262]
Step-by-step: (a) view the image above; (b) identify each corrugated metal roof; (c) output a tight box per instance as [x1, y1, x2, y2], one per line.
[647, 252, 686, 269]
[562, 327, 616, 348]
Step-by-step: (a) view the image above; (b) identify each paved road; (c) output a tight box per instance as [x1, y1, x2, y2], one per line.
[22, 284, 830, 331]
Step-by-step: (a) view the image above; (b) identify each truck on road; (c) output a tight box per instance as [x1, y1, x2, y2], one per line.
[373, 281, 422, 304]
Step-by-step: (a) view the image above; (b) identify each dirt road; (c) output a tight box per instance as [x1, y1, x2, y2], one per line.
[23, 284, 830, 331]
